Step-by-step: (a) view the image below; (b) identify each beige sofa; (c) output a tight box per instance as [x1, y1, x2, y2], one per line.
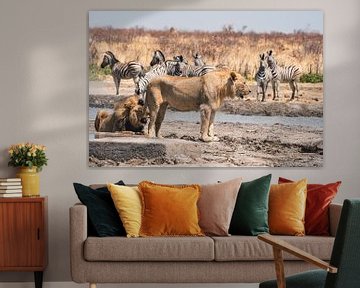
[70, 203, 342, 287]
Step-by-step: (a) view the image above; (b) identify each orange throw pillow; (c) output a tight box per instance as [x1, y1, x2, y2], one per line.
[269, 179, 307, 236]
[279, 177, 341, 235]
[138, 181, 204, 237]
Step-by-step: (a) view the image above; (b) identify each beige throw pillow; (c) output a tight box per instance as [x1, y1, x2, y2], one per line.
[198, 178, 242, 236]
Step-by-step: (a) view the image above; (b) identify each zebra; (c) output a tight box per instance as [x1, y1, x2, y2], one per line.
[266, 50, 302, 100]
[100, 51, 145, 96]
[180, 64, 216, 77]
[135, 60, 183, 99]
[192, 52, 205, 66]
[173, 54, 215, 77]
[150, 50, 165, 66]
[150, 51, 188, 76]
[150, 50, 214, 77]
[255, 53, 273, 102]
[173, 55, 188, 64]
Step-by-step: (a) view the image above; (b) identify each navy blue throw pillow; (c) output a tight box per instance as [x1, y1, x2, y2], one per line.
[73, 181, 126, 237]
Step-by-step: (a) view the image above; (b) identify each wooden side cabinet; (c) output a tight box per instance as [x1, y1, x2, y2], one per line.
[0, 197, 47, 288]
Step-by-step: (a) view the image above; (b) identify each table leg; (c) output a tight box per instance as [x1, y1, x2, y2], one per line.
[34, 271, 43, 288]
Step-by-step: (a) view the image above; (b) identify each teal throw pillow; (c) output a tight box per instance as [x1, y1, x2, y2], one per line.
[229, 174, 272, 236]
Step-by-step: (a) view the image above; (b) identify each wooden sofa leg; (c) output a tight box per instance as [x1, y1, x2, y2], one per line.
[89, 283, 96, 288]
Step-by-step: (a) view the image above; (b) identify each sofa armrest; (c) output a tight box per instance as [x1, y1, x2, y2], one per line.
[329, 203, 342, 237]
[69, 203, 88, 283]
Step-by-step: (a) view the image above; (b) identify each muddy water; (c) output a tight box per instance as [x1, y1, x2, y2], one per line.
[89, 108, 323, 142]
[89, 108, 323, 127]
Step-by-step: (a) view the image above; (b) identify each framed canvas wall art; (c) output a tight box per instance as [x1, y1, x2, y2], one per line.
[88, 10, 323, 167]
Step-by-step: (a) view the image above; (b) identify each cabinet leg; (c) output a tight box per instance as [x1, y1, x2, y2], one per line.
[34, 271, 43, 288]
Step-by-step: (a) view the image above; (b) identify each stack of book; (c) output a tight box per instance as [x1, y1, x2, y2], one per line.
[0, 178, 22, 197]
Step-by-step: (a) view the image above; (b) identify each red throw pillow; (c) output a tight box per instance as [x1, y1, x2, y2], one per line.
[278, 177, 341, 236]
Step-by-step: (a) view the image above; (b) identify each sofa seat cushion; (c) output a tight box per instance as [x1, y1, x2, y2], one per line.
[84, 236, 214, 261]
[212, 236, 334, 261]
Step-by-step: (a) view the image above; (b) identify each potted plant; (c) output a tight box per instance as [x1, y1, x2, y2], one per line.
[8, 143, 48, 197]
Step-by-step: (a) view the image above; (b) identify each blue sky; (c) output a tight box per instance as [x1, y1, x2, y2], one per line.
[89, 11, 323, 34]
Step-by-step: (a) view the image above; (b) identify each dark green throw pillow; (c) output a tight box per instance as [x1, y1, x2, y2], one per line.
[229, 174, 272, 236]
[73, 181, 126, 237]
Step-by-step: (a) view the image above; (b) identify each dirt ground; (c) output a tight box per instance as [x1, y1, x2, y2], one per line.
[88, 78, 323, 167]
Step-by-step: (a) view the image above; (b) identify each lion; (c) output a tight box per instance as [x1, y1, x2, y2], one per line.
[95, 95, 148, 133]
[145, 70, 251, 142]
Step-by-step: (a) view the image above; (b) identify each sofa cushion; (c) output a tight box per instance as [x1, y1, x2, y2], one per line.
[107, 184, 142, 238]
[229, 174, 271, 236]
[279, 177, 341, 236]
[73, 181, 126, 237]
[269, 179, 307, 236]
[84, 236, 214, 261]
[199, 178, 242, 236]
[212, 236, 334, 261]
[139, 181, 203, 237]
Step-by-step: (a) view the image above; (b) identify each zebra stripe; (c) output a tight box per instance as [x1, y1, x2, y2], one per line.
[164, 60, 183, 76]
[266, 50, 302, 100]
[180, 64, 216, 77]
[255, 53, 273, 102]
[149, 50, 215, 78]
[135, 60, 182, 98]
[100, 51, 144, 96]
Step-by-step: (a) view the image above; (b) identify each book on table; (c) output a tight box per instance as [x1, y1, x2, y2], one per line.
[0, 193, 22, 198]
[0, 178, 22, 194]
[0, 182, 22, 186]
[0, 178, 21, 183]
[0, 189, 22, 193]
[0, 186, 22, 190]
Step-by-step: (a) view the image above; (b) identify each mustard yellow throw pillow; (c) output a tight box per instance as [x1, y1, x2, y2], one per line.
[138, 181, 204, 237]
[107, 183, 142, 238]
[269, 179, 307, 236]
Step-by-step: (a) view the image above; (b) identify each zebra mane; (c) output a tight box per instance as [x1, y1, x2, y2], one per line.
[150, 50, 165, 66]
[105, 51, 119, 63]
[155, 50, 165, 62]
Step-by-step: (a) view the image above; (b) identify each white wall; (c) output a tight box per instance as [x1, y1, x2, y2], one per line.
[0, 0, 359, 283]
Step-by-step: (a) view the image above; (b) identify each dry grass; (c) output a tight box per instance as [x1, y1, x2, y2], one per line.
[89, 27, 323, 79]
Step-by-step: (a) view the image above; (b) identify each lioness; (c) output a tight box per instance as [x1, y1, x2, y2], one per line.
[95, 95, 147, 133]
[145, 71, 251, 142]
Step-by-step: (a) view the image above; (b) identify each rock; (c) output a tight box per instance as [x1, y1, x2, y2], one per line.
[89, 136, 201, 165]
